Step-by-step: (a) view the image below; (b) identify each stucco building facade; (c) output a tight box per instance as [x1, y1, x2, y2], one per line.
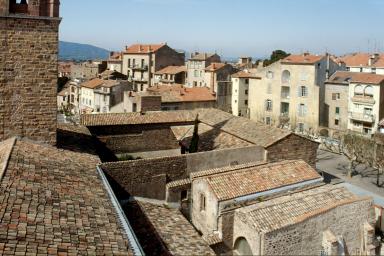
[186, 52, 221, 87]
[248, 54, 341, 135]
[121, 43, 185, 90]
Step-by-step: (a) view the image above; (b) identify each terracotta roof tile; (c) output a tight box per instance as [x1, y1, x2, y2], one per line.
[282, 54, 324, 65]
[144, 84, 216, 103]
[80, 78, 120, 89]
[232, 70, 261, 79]
[339, 53, 384, 67]
[155, 65, 187, 75]
[205, 62, 227, 72]
[190, 53, 218, 61]
[327, 71, 384, 85]
[81, 108, 294, 148]
[0, 138, 133, 255]
[124, 44, 165, 54]
[236, 185, 369, 233]
[202, 160, 322, 201]
[136, 201, 215, 255]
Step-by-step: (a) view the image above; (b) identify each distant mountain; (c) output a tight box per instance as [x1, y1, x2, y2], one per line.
[59, 41, 110, 61]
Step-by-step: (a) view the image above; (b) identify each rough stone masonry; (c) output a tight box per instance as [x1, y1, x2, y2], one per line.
[0, 0, 60, 145]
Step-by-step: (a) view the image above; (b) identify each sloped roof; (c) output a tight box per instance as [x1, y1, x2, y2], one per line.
[189, 53, 218, 61]
[144, 84, 216, 103]
[281, 54, 324, 65]
[57, 86, 70, 96]
[81, 78, 120, 89]
[124, 44, 165, 54]
[81, 108, 295, 148]
[135, 200, 215, 255]
[0, 138, 133, 255]
[339, 53, 384, 67]
[205, 62, 228, 72]
[327, 71, 384, 85]
[155, 65, 187, 75]
[201, 160, 321, 201]
[232, 70, 261, 79]
[236, 185, 369, 233]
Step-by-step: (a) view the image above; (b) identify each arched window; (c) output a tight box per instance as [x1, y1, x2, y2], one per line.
[282, 70, 291, 84]
[354, 84, 364, 96]
[364, 85, 374, 97]
[234, 237, 253, 256]
[266, 71, 274, 79]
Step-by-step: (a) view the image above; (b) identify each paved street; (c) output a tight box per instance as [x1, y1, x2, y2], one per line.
[317, 149, 384, 197]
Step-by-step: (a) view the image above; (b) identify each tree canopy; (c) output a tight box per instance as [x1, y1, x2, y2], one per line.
[263, 50, 290, 67]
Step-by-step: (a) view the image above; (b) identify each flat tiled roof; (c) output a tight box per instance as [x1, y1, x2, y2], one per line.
[136, 200, 215, 255]
[81, 108, 294, 148]
[0, 138, 133, 255]
[327, 71, 384, 85]
[236, 185, 369, 233]
[202, 160, 322, 201]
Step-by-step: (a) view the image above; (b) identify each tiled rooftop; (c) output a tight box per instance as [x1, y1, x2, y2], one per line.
[81, 108, 293, 148]
[189, 53, 217, 61]
[202, 160, 322, 201]
[171, 123, 253, 151]
[327, 71, 384, 85]
[232, 70, 261, 79]
[124, 44, 165, 54]
[145, 84, 217, 103]
[205, 62, 228, 72]
[0, 138, 133, 255]
[339, 53, 384, 68]
[281, 54, 324, 65]
[131, 200, 215, 255]
[155, 65, 187, 75]
[236, 185, 369, 233]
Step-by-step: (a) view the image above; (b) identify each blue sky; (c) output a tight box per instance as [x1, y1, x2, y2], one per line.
[60, 0, 384, 58]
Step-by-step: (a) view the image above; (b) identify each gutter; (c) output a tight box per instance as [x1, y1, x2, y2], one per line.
[221, 177, 324, 208]
[96, 165, 145, 256]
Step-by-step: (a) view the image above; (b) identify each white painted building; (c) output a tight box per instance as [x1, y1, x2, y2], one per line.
[231, 70, 260, 117]
[340, 53, 384, 75]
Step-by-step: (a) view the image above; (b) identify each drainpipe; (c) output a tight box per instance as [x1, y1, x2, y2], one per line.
[96, 166, 145, 256]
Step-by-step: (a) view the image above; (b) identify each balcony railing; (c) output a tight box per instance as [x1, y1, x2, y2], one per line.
[351, 96, 375, 105]
[349, 112, 375, 123]
[129, 64, 148, 71]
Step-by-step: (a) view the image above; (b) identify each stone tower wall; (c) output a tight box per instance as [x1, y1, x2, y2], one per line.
[0, 0, 60, 144]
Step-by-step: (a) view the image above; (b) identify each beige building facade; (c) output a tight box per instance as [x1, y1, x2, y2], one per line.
[248, 54, 340, 134]
[231, 71, 260, 117]
[121, 43, 185, 90]
[186, 52, 221, 87]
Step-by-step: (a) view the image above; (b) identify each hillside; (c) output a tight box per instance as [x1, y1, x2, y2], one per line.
[59, 41, 110, 61]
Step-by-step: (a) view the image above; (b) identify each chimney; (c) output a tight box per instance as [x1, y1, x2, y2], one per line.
[139, 45, 142, 53]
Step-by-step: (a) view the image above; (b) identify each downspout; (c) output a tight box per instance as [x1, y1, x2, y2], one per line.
[96, 166, 145, 256]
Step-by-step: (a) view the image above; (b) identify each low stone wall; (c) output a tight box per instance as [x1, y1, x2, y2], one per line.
[101, 146, 265, 200]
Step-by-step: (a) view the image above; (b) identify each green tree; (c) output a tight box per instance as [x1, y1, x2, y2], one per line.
[263, 50, 290, 67]
[189, 114, 200, 153]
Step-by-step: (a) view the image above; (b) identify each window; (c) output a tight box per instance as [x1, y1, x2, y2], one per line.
[300, 73, 308, 81]
[267, 84, 272, 94]
[354, 84, 364, 96]
[194, 70, 198, 77]
[372, 68, 377, 74]
[265, 99, 273, 111]
[298, 123, 305, 133]
[299, 86, 308, 97]
[245, 100, 248, 105]
[181, 190, 188, 201]
[364, 85, 374, 97]
[335, 107, 340, 115]
[265, 117, 271, 125]
[335, 119, 339, 126]
[200, 194, 206, 212]
[128, 59, 131, 67]
[282, 70, 291, 84]
[266, 71, 274, 79]
[245, 89, 248, 95]
[245, 79, 249, 84]
[332, 93, 340, 100]
[298, 103, 306, 117]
